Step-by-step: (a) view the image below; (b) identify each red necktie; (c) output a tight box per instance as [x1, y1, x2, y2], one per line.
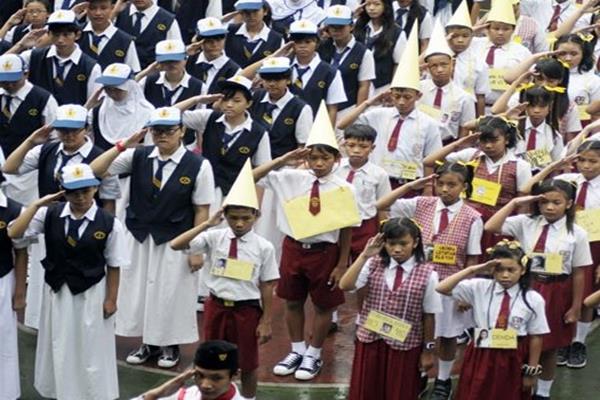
[228, 237, 238, 259]
[533, 224, 549, 253]
[495, 290, 511, 329]
[575, 181, 589, 210]
[438, 208, 449, 234]
[526, 128, 537, 151]
[434, 87, 443, 108]
[346, 169, 355, 183]
[547, 5, 561, 32]
[387, 118, 404, 152]
[393, 267, 403, 290]
[485, 45, 497, 66]
[309, 180, 321, 215]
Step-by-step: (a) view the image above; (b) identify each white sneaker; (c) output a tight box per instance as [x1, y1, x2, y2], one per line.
[294, 355, 322, 380]
[273, 351, 303, 376]
[157, 345, 180, 368]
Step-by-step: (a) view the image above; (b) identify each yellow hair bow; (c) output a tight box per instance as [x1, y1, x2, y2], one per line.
[543, 85, 566, 94]
[517, 82, 536, 92]
[499, 116, 518, 128]
[457, 159, 480, 168]
[578, 32, 594, 43]
[409, 218, 423, 231]
[556, 58, 571, 69]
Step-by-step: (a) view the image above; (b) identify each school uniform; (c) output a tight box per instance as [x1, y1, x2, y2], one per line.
[24, 201, 128, 400]
[51, 0, 86, 11]
[451, 278, 549, 400]
[79, 23, 141, 72]
[453, 45, 491, 98]
[501, 214, 593, 350]
[568, 69, 600, 126]
[224, 23, 284, 68]
[132, 383, 245, 400]
[109, 144, 215, 346]
[508, 92, 583, 135]
[529, 0, 591, 32]
[4, 24, 33, 45]
[187, 53, 241, 96]
[268, 0, 327, 35]
[349, 255, 441, 400]
[514, 15, 549, 54]
[189, 227, 279, 372]
[514, 119, 564, 172]
[392, 2, 434, 40]
[391, 196, 483, 337]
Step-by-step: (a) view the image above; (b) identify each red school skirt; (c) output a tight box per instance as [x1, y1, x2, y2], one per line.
[456, 338, 530, 400]
[583, 241, 600, 298]
[348, 339, 422, 400]
[532, 276, 574, 351]
[350, 217, 379, 261]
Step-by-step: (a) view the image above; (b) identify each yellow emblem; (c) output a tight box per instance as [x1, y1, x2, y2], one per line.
[158, 108, 170, 118]
[66, 107, 77, 118]
[72, 166, 84, 178]
[207, 19, 215, 27]
[108, 64, 120, 74]
[349, 63, 359, 70]
[56, 11, 64, 19]
[300, 21, 307, 28]
[218, 353, 227, 361]
[94, 231, 106, 240]
[165, 41, 175, 51]
[0, 221, 6, 229]
[238, 146, 250, 154]
[333, 6, 342, 15]
[317, 80, 326, 88]
[179, 176, 191, 185]
[263, 51, 272, 57]
[76, 74, 86, 81]
[115, 49, 125, 57]
[2, 61, 12, 71]
[310, 197, 320, 208]
[157, 23, 167, 31]
[284, 117, 294, 125]
[28, 108, 39, 116]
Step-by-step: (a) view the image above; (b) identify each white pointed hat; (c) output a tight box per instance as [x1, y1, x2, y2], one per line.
[305, 101, 339, 150]
[390, 22, 420, 91]
[223, 158, 259, 210]
[424, 19, 454, 60]
[446, 0, 472, 29]
[487, 0, 516, 25]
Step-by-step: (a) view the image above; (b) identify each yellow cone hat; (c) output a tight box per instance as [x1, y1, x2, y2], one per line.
[390, 22, 420, 91]
[424, 19, 454, 59]
[223, 158, 259, 210]
[446, 0, 472, 29]
[305, 101, 339, 150]
[488, 0, 516, 25]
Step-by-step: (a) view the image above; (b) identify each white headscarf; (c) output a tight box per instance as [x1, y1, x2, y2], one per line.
[97, 79, 154, 144]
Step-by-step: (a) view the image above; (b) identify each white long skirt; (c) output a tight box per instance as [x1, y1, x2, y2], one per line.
[0, 270, 20, 400]
[34, 278, 119, 400]
[116, 237, 199, 346]
[24, 236, 45, 329]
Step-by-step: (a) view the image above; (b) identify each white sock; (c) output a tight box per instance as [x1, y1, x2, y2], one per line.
[574, 321, 592, 344]
[305, 345, 322, 359]
[332, 310, 339, 323]
[437, 359, 454, 381]
[291, 341, 306, 355]
[536, 379, 553, 397]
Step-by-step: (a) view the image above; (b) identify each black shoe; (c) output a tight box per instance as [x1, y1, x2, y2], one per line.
[567, 341, 587, 368]
[273, 351, 304, 376]
[556, 346, 569, 366]
[294, 355, 323, 380]
[158, 345, 180, 368]
[429, 378, 452, 400]
[532, 395, 550, 400]
[126, 344, 160, 365]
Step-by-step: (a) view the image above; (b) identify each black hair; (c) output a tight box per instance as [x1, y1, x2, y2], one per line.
[223, 205, 258, 215]
[478, 116, 518, 149]
[288, 33, 320, 44]
[24, 0, 51, 11]
[240, 3, 273, 26]
[259, 70, 292, 81]
[354, 0, 397, 58]
[527, 58, 570, 121]
[378, 217, 425, 265]
[555, 34, 595, 73]
[307, 144, 340, 157]
[577, 138, 600, 154]
[530, 179, 576, 232]
[48, 23, 80, 34]
[518, 86, 560, 137]
[198, 34, 226, 41]
[87, 0, 113, 4]
[434, 161, 474, 198]
[343, 123, 377, 142]
[221, 86, 252, 102]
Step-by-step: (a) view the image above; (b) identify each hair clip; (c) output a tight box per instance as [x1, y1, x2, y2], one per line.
[543, 85, 566, 94]
[577, 32, 594, 43]
[556, 58, 570, 69]
[521, 255, 529, 266]
[499, 116, 518, 128]
[435, 160, 445, 166]
[517, 82, 536, 92]
[457, 159, 480, 168]
[486, 246, 494, 254]
[379, 218, 389, 226]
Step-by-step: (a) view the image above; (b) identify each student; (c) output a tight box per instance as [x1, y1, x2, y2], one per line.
[420, 19, 475, 145]
[90, 107, 215, 369]
[287, 19, 347, 123]
[12, 9, 101, 106]
[268, 0, 326, 35]
[512, 0, 548, 54]
[318, 5, 376, 116]
[114, 0, 182, 69]
[252, 104, 358, 381]
[338, 218, 441, 400]
[533, 0, 591, 33]
[78, 0, 140, 72]
[134, 340, 244, 400]
[187, 17, 241, 96]
[0, 0, 50, 45]
[338, 24, 442, 191]
[484, 179, 593, 400]
[170, 160, 279, 400]
[436, 240, 549, 400]
[224, 0, 284, 68]
[392, 0, 433, 50]
[8, 163, 127, 400]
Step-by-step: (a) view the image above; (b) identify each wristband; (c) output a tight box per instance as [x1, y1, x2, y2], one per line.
[115, 140, 126, 153]
[521, 364, 542, 377]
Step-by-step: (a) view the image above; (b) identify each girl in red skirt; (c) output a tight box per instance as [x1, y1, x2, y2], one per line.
[377, 161, 483, 398]
[485, 179, 593, 400]
[436, 240, 549, 400]
[339, 218, 442, 400]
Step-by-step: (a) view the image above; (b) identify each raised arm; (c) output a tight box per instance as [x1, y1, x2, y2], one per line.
[521, 154, 578, 194]
[336, 90, 389, 130]
[436, 260, 499, 295]
[422, 132, 480, 168]
[89, 129, 147, 178]
[339, 234, 383, 291]
[170, 209, 223, 250]
[2, 125, 52, 174]
[7, 191, 64, 239]
[484, 195, 544, 233]
[252, 147, 310, 182]
[376, 175, 435, 211]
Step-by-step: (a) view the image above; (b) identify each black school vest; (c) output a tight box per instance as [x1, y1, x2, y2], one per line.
[91, 105, 114, 151]
[42, 203, 114, 294]
[186, 55, 240, 94]
[115, 5, 174, 69]
[202, 112, 264, 194]
[11, 24, 30, 44]
[224, 24, 283, 68]
[175, 0, 209, 43]
[319, 40, 367, 111]
[289, 60, 337, 115]
[0, 197, 22, 278]
[251, 89, 305, 158]
[358, 24, 402, 89]
[28, 47, 96, 105]
[0, 85, 50, 156]
[78, 28, 134, 69]
[400, 4, 427, 38]
[126, 146, 203, 245]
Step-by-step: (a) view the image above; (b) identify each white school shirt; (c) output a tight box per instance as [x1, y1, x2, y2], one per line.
[365, 21, 406, 64]
[513, 119, 564, 168]
[127, 4, 182, 41]
[268, 0, 326, 26]
[290, 54, 347, 105]
[355, 256, 442, 313]
[0, 81, 58, 123]
[139, 72, 193, 105]
[451, 278, 549, 336]
[182, 110, 272, 166]
[188, 228, 279, 301]
[390, 197, 483, 256]
[82, 23, 141, 72]
[568, 70, 600, 116]
[356, 107, 442, 179]
[231, 23, 285, 53]
[334, 159, 391, 220]
[555, 173, 600, 210]
[258, 90, 313, 144]
[391, 3, 434, 40]
[257, 168, 357, 243]
[501, 215, 593, 274]
[446, 148, 533, 192]
[453, 45, 490, 96]
[531, 0, 591, 33]
[419, 79, 476, 141]
[195, 53, 241, 96]
[22, 202, 129, 268]
[107, 144, 215, 206]
[17, 138, 121, 200]
[331, 37, 376, 83]
[514, 15, 549, 54]
[508, 93, 582, 134]
[131, 384, 245, 400]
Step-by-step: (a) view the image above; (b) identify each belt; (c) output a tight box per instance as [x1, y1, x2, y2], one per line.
[285, 236, 333, 250]
[210, 294, 260, 308]
[532, 273, 570, 283]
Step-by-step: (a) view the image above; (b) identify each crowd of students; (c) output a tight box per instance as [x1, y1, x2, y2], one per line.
[1, 0, 600, 399]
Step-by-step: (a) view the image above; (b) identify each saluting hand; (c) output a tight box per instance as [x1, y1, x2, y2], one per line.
[27, 124, 53, 146]
[32, 191, 65, 208]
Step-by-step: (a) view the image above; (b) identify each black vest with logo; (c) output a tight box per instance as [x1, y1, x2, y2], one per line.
[289, 60, 337, 115]
[186, 55, 240, 94]
[225, 24, 283, 68]
[78, 28, 134, 69]
[0, 196, 22, 278]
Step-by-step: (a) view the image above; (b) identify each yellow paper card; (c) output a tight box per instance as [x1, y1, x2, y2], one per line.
[530, 252, 563, 275]
[474, 328, 518, 349]
[211, 258, 254, 281]
[576, 209, 600, 242]
[381, 158, 418, 181]
[432, 244, 458, 265]
[489, 69, 509, 91]
[470, 177, 502, 206]
[363, 310, 412, 342]
[418, 103, 443, 120]
[283, 187, 360, 240]
[526, 149, 552, 169]
[578, 104, 591, 121]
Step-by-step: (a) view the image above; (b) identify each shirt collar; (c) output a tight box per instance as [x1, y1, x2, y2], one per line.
[340, 157, 370, 173]
[293, 54, 322, 70]
[588, 173, 600, 187]
[226, 227, 253, 242]
[390, 255, 416, 274]
[148, 144, 187, 164]
[395, 107, 417, 120]
[197, 53, 228, 69]
[236, 23, 270, 42]
[83, 22, 117, 38]
[47, 45, 83, 64]
[129, 3, 158, 17]
[366, 21, 382, 37]
[56, 137, 93, 158]
[156, 71, 191, 88]
[552, 0, 570, 11]
[492, 281, 521, 297]
[335, 37, 356, 53]
[216, 112, 253, 132]
[260, 90, 293, 108]
[525, 119, 547, 132]
[0, 190, 7, 208]
[435, 197, 463, 214]
[2, 81, 33, 101]
[60, 201, 98, 221]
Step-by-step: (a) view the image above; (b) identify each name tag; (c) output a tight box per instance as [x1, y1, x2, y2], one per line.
[526, 149, 552, 169]
[529, 252, 563, 275]
[470, 177, 502, 206]
[474, 327, 518, 349]
[381, 157, 418, 180]
[432, 244, 458, 265]
[578, 104, 591, 121]
[576, 209, 600, 242]
[418, 103, 443, 120]
[363, 310, 412, 342]
[211, 258, 254, 281]
[488, 68, 509, 91]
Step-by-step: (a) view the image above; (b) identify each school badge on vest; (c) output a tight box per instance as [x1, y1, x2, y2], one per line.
[238, 146, 250, 154]
[94, 231, 107, 240]
[28, 108, 39, 116]
[349, 63, 359, 70]
[179, 176, 191, 185]
[219, 353, 227, 361]
[115, 49, 125, 57]
[318, 81, 326, 88]
[284, 118, 294, 125]
[76, 74, 87, 82]
[157, 23, 167, 31]
[0, 221, 6, 229]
